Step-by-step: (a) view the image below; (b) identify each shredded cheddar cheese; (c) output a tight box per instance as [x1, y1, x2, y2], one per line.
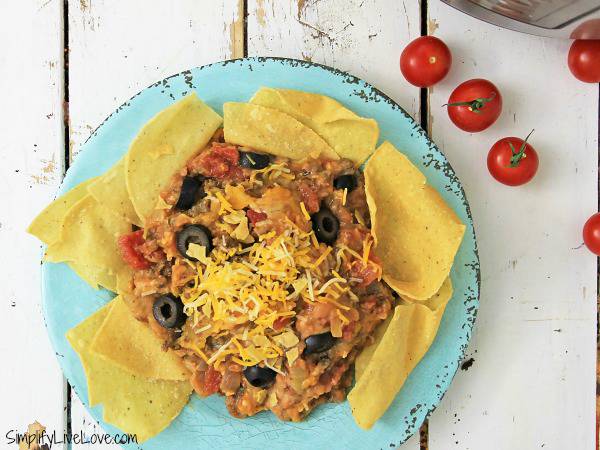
[362, 237, 372, 264]
[170, 167, 380, 372]
[180, 221, 352, 368]
[354, 210, 366, 226]
[299, 202, 311, 221]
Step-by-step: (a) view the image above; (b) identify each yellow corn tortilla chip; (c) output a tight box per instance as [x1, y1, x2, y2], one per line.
[400, 275, 454, 311]
[27, 178, 96, 245]
[88, 158, 142, 227]
[355, 278, 453, 380]
[251, 87, 378, 164]
[67, 300, 192, 443]
[349, 278, 453, 429]
[125, 93, 222, 222]
[354, 314, 392, 382]
[26, 178, 117, 290]
[364, 142, 465, 300]
[44, 194, 131, 291]
[223, 102, 339, 160]
[90, 295, 189, 381]
[18, 421, 46, 450]
[101, 376, 191, 444]
[68, 262, 116, 292]
[67, 302, 116, 405]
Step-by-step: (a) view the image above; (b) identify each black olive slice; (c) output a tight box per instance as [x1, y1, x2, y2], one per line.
[175, 176, 205, 210]
[239, 151, 271, 170]
[176, 224, 213, 260]
[311, 207, 339, 245]
[304, 332, 336, 355]
[243, 365, 277, 388]
[333, 174, 357, 192]
[152, 294, 186, 329]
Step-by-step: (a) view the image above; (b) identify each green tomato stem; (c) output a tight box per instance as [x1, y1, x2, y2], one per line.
[443, 91, 497, 114]
[509, 129, 535, 168]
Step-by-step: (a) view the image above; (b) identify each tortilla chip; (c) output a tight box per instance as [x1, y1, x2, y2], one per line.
[27, 178, 96, 245]
[88, 158, 142, 227]
[18, 421, 46, 450]
[125, 93, 222, 221]
[251, 87, 378, 164]
[224, 184, 253, 210]
[349, 278, 453, 429]
[67, 300, 192, 443]
[90, 295, 189, 381]
[354, 314, 392, 382]
[67, 302, 115, 405]
[355, 282, 451, 383]
[69, 262, 116, 292]
[223, 102, 338, 160]
[364, 142, 465, 300]
[116, 269, 134, 295]
[102, 376, 191, 444]
[401, 275, 454, 312]
[44, 195, 131, 292]
[355, 278, 453, 381]
[27, 178, 120, 291]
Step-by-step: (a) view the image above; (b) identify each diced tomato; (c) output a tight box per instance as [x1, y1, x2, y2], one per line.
[297, 181, 320, 213]
[199, 144, 243, 180]
[213, 145, 239, 164]
[117, 230, 150, 270]
[349, 259, 380, 288]
[191, 366, 222, 397]
[342, 321, 356, 341]
[202, 366, 222, 396]
[337, 227, 369, 253]
[273, 316, 289, 331]
[246, 209, 267, 225]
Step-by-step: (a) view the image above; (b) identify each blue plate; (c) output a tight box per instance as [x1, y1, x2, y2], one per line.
[42, 58, 480, 449]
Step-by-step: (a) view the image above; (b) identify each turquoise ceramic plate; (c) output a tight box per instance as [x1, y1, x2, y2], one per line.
[42, 58, 479, 449]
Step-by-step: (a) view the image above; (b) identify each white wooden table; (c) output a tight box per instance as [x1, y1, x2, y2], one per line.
[3, 1, 597, 449]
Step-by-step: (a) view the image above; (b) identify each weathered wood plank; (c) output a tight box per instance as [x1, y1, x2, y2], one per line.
[0, 0, 67, 445]
[426, 2, 598, 449]
[67, 1, 242, 447]
[248, 0, 422, 120]
[68, 0, 244, 159]
[247, 2, 422, 447]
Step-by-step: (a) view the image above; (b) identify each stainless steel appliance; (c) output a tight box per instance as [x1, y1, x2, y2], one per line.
[441, 0, 600, 38]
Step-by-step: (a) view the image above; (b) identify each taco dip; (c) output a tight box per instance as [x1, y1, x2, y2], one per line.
[29, 87, 465, 442]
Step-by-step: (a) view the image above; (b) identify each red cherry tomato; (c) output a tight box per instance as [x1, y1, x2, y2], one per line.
[400, 36, 452, 87]
[568, 40, 600, 83]
[446, 79, 502, 132]
[583, 213, 600, 255]
[487, 130, 538, 186]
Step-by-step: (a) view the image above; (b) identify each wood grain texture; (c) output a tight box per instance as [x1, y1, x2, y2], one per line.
[425, 2, 598, 449]
[67, 1, 241, 447]
[247, 2, 421, 447]
[248, 0, 422, 120]
[0, 0, 67, 442]
[68, 0, 243, 160]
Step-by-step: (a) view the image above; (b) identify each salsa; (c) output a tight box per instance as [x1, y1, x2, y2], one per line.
[119, 131, 394, 421]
